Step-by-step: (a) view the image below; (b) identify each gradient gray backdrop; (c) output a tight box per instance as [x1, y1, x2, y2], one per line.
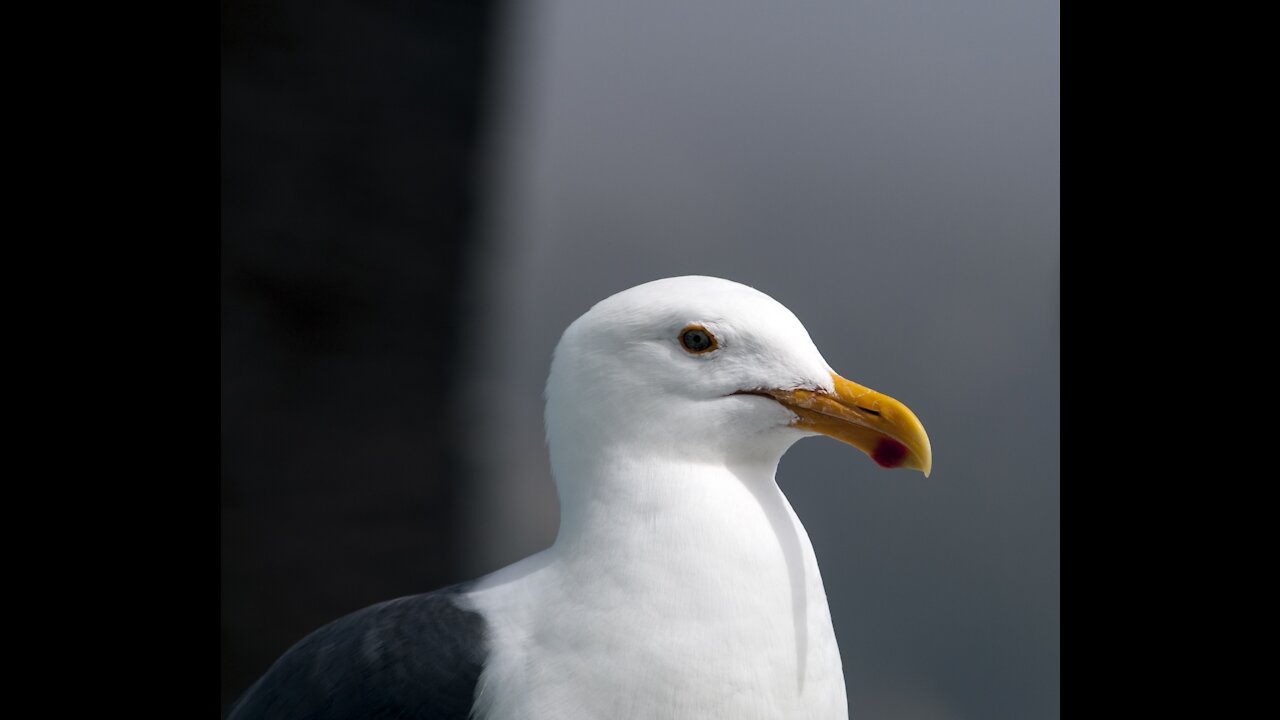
[459, 2, 1059, 719]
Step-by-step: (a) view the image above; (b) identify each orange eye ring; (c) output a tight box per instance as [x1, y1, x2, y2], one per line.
[679, 325, 718, 354]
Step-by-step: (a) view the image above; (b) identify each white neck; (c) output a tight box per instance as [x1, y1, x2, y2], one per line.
[467, 453, 848, 719]
[553, 454, 803, 606]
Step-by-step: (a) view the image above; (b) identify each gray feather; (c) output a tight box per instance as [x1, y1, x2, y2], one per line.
[227, 584, 488, 720]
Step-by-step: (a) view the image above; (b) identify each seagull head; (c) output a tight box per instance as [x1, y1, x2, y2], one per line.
[545, 276, 931, 478]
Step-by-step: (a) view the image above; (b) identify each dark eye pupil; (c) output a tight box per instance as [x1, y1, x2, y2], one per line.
[682, 330, 711, 351]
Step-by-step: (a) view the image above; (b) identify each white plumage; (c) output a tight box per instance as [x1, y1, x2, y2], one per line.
[229, 275, 930, 720]
[465, 276, 928, 719]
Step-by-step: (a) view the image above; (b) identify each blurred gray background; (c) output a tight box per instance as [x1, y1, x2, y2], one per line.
[222, 0, 1058, 717]
[462, 2, 1058, 719]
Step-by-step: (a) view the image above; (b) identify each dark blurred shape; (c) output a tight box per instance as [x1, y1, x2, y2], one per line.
[220, 0, 497, 713]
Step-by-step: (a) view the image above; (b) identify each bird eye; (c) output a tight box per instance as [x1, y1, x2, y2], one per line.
[679, 325, 717, 354]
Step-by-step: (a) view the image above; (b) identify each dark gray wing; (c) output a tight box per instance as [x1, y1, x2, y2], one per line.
[226, 584, 488, 720]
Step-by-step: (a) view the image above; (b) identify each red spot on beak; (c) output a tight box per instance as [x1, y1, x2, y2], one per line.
[871, 438, 909, 468]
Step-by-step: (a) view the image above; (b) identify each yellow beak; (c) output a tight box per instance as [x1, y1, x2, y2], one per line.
[764, 372, 932, 476]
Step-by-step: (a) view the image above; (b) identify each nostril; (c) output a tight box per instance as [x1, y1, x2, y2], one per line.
[857, 406, 881, 416]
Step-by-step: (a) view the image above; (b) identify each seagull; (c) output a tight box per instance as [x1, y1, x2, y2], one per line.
[227, 275, 931, 720]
